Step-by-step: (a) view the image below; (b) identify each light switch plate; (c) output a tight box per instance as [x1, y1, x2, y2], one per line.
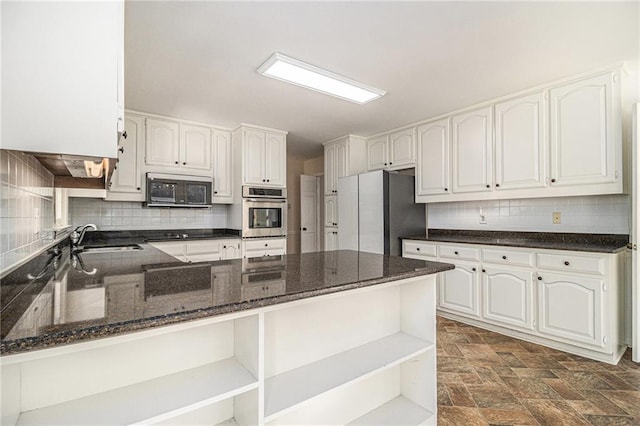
[552, 211, 561, 224]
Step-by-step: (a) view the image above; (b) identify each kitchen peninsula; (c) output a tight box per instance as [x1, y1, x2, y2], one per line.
[1, 241, 453, 425]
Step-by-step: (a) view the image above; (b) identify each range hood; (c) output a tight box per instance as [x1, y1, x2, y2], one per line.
[34, 153, 116, 189]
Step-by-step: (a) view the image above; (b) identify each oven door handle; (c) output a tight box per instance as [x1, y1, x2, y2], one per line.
[244, 198, 287, 203]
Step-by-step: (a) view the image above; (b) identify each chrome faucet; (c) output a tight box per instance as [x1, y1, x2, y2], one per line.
[71, 224, 97, 248]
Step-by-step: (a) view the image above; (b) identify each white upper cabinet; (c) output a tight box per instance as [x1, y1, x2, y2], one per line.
[107, 115, 145, 201]
[366, 136, 389, 171]
[549, 71, 620, 187]
[2, 1, 123, 158]
[366, 129, 416, 171]
[212, 130, 233, 203]
[180, 125, 211, 171]
[239, 127, 287, 187]
[416, 118, 450, 196]
[145, 119, 181, 168]
[145, 119, 212, 175]
[452, 107, 493, 193]
[495, 92, 547, 190]
[323, 136, 366, 195]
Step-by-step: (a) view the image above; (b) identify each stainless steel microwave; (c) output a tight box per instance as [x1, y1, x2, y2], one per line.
[146, 173, 212, 207]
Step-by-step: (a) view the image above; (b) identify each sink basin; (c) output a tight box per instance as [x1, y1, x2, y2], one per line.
[80, 244, 143, 254]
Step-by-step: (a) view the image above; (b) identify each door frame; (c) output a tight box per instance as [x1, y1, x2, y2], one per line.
[632, 103, 639, 362]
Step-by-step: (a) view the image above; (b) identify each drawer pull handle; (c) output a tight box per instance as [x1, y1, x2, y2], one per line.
[416, 247, 420, 251]
[537, 276, 542, 281]
[481, 269, 486, 273]
[502, 255, 507, 260]
[564, 261, 570, 266]
[454, 251, 459, 255]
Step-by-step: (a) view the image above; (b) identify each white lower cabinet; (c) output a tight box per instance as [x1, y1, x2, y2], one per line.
[1, 274, 438, 426]
[150, 238, 242, 263]
[536, 272, 604, 349]
[438, 261, 480, 319]
[482, 267, 534, 331]
[402, 239, 626, 364]
[242, 238, 286, 258]
[324, 228, 338, 251]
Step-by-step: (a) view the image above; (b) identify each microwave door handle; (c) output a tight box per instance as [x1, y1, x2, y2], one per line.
[245, 198, 287, 203]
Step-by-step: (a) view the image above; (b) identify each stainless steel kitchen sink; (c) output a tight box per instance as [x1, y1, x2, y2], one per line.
[80, 244, 143, 254]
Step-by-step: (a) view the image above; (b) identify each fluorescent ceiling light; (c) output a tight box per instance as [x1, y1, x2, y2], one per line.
[258, 53, 386, 104]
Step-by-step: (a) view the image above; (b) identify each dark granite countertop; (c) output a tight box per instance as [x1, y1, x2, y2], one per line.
[80, 228, 242, 248]
[403, 229, 628, 253]
[0, 241, 453, 356]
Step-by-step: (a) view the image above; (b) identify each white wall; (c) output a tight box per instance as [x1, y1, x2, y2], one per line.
[0, 150, 55, 273]
[428, 194, 630, 234]
[287, 156, 305, 254]
[69, 199, 227, 231]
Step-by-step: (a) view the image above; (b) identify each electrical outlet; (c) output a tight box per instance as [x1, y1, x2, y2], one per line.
[479, 208, 487, 224]
[552, 211, 561, 224]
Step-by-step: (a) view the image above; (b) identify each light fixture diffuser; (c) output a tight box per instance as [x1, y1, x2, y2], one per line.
[258, 53, 386, 104]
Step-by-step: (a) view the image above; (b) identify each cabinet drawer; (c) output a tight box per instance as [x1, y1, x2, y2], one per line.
[439, 245, 480, 261]
[244, 238, 286, 252]
[482, 248, 534, 268]
[241, 281, 286, 301]
[186, 240, 221, 255]
[187, 253, 221, 263]
[403, 241, 437, 258]
[537, 252, 606, 275]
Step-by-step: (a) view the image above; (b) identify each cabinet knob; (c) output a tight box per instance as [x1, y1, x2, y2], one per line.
[267, 179, 270, 182]
[482, 269, 486, 273]
[265, 243, 268, 247]
[384, 163, 387, 166]
[537, 276, 542, 281]
[136, 187, 141, 191]
[302, 227, 307, 231]
[223, 245, 226, 249]
[564, 261, 570, 266]
[389, 162, 393, 165]
[118, 146, 124, 154]
[496, 184, 500, 188]
[416, 247, 420, 251]
[444, 188, 448, 192]
[333, 231, 338, 235]
[175, 161, 179, 164]
[551, 178, 556, 183]
[472, 267, 476, 271]
[122, 131, 128, 139]
[262, 179, 266, 182]
[486, 184, 490, 188]
[502, 255, 507, 260]
[333, 222, 337, 226]
[214, 191, 218, 194]
[183, 162, 186, 165]
[454, 251, 459, 255]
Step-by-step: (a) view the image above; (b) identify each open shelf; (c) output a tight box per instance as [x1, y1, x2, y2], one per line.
[17, 358, 258, 426]
[264, 332, 434, 421]
[348, 396, 435, 425]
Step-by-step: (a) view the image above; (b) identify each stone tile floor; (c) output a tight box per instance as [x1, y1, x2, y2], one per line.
[436, 317, 640, 425]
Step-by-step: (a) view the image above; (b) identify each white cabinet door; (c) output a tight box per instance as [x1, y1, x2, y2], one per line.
[243, 129, 266, 185]
[324, 195, 338, 227]
[367, 136, 388, 171]
[108, 115, 144, 200]
[221, 240, 241, 260]
[212, 130, 233, 203]
[265, 132, 286, 187]
[438, 261, 481, 318]
[324, 144, 337, 195]
[452, 107, 493, 193]
[388, 128, 415, 169]
[416, 118, 450, 196]
[482, 267, 534, 331]
[180, 124, 211, 171]
[495, 92, 547, 190]
[325, 228, 339, 251]
[549, 71, 619, 186]
[537, 272, 605, 349]
[336, 141, 348, 181]
[145, 118, 180, 167]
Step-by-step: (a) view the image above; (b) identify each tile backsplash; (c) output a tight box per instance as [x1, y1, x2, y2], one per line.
[0, 150, 55, 273]
[428, 195, 630, 234]
[69, 198, 228, 231]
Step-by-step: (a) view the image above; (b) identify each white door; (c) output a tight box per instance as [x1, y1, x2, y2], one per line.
[439, 262, 481, 318]
[632, 103, 639, 362]
[145, 118, 179, 167]
[109, 115, 143, 196]
[366, 136, 388, 171]
[452, 107, 493, 193]
[482, 267, 534, 331]
[212, 130, 232, 203]
[265, 132, 286, 187]
[243, 129, 266, 185]
[537, 272, 604, 349]
[180, 124, 211, 171]
[300, 175, 318, 253]
[549, 71, 619, 186]
[495, 92, 547, 190]
[417, 118, 450, 196]
[388, 128, 415, 169]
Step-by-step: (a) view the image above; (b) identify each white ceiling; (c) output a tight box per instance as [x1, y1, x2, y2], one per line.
[125, 1, 639, 159]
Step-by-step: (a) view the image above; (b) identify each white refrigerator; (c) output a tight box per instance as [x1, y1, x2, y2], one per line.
[337, 170, 426, 256]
